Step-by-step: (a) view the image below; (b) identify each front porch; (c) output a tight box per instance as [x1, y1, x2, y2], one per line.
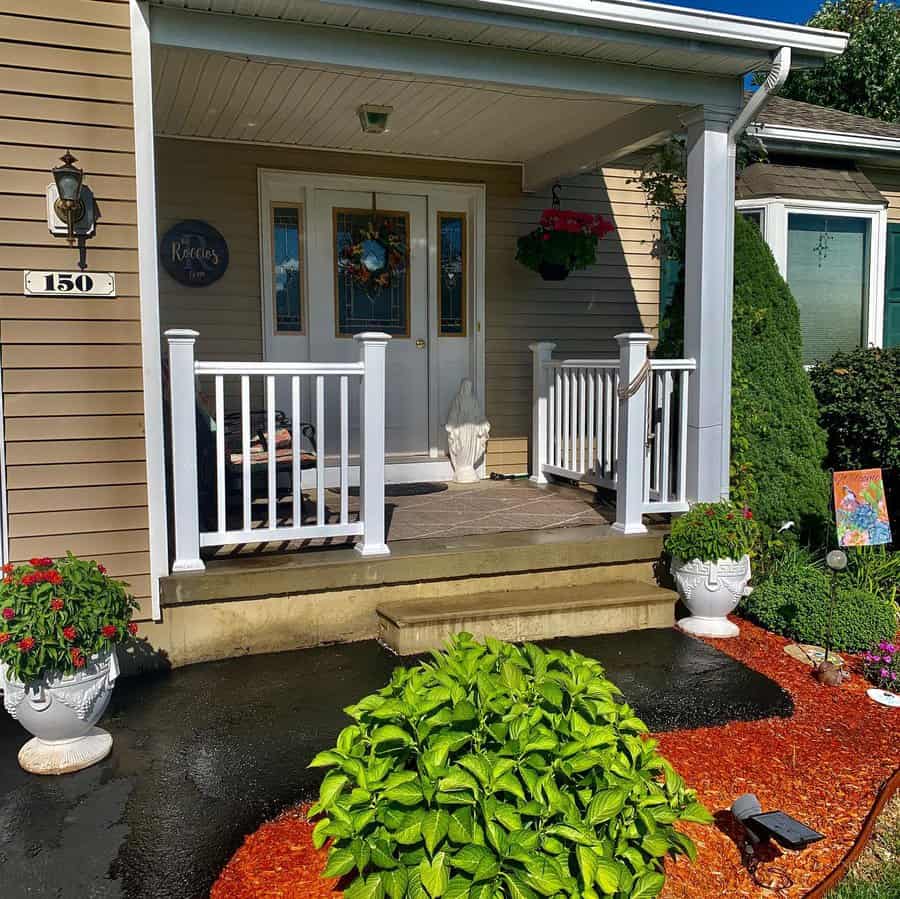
[147, 0, 754, 592]
[204, 478, 615, 558]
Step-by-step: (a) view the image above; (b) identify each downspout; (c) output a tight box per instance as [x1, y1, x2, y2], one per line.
[719, 46, 791, 499]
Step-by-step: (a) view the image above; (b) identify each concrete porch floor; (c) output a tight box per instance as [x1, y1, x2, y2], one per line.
[207, 477, 614, 558]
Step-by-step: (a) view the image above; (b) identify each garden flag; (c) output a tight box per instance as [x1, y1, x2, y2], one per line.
[833, 468, 892, 547]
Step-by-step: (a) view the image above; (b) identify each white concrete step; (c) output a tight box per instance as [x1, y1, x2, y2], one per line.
[376, 579, 676, 655]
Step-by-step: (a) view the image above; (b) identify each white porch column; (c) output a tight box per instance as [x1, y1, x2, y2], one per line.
[166, 329, 205, 572]
[355, 332, 391, 557]
[529, 341, 556, 484]
[683, 107, 736, 502]
[611, 332, 651, 535]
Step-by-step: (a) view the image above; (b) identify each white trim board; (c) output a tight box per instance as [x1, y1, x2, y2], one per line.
[131, 0, 169, 617]
[258, 169, 487, 483]
[737, 197, 888, 351]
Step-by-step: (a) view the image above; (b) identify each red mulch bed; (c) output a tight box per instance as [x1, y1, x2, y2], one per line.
[211, 620, 899, 898]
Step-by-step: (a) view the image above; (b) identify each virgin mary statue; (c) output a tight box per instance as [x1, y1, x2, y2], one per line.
[445, 379, 490, 483]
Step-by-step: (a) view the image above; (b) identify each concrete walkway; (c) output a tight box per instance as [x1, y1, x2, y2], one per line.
[0, 630, 792, 899]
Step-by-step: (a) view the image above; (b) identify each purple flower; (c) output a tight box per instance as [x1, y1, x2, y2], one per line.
[881, 668, 890, 678]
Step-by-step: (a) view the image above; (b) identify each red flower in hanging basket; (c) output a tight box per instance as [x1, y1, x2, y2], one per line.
[517, 207, 615, 280]
[17, 636, 36, 653]
[50, 597, 64, 611]
[63, 626, 77, 642]
[101, 624, 118, 639]
[70, 647, 86, 669]
[0, 633, 9, 645]
[1, 607, 14, 621]
[30, 557, 53, 568]
[128, 622, 139, 636]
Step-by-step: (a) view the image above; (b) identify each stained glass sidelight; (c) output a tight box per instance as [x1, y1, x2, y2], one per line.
[272, 205, 303, 333]
[438, 213, 466, 336]
[334, 208, 410, 336]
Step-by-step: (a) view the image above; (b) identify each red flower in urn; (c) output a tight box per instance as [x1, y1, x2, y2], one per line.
[0, 552, 139, 682]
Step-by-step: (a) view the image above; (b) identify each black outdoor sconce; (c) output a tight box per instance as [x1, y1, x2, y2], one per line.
[47, 150, 98, 270]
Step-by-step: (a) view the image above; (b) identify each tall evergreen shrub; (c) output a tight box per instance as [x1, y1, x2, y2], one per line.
[658, 215, 830, 537]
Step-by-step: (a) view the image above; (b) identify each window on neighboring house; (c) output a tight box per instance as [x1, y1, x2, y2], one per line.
[787, 213, 870, 365]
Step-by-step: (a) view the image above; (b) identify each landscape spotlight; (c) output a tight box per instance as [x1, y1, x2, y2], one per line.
[731, 793, 824, 850]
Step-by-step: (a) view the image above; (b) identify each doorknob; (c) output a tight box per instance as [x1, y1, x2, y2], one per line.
[415, 338, 426, 348]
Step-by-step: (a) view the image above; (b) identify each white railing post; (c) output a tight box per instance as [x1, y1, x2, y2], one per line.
[529, 341, 556, 484]
[354, 332, 391, 557]
[165, 329, 205, 571]
[611, 333, 650, 536]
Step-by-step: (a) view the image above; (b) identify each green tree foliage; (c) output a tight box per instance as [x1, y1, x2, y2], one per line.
[309, 634, 710, 899]
[779, 0, 900, 123]
[809, 347, 900, 539]
[730, 216, 831, 537]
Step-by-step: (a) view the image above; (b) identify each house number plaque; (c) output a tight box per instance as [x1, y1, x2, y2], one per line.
[24, 270, 116, 298]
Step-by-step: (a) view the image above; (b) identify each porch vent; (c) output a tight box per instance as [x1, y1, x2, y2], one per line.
[358, 104, 393, 134]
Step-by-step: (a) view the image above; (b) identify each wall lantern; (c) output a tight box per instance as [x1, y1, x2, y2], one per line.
[46, 150, 98, 268]
[358, 104, 392, 134]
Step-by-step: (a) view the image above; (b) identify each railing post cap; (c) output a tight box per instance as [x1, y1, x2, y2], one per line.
[353, 332, 392, 343]
[165, 328, 200, 340]
[614, 332, 652, 345]
[529, 341, 557, 351]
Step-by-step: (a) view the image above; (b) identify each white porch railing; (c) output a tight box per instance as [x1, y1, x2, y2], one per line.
[531, 334, 696, 534]
[166, 329, 391, 571]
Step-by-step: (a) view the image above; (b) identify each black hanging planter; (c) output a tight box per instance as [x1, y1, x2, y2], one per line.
[538, 261, 570, 281]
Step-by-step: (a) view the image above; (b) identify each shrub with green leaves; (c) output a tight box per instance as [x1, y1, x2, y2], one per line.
[741, 561, 897, 652]
[308, 634, 711, 899]
[665, 501, 758, 564]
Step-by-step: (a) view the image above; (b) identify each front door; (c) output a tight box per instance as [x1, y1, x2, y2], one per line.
[308, 190, 429, 457]
[886, 223, 900, 348]
[260, 171, 481, 482]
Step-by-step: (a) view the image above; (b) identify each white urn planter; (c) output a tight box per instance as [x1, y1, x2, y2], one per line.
[672, 556, 751, 638]
[1, 648, 119, 774]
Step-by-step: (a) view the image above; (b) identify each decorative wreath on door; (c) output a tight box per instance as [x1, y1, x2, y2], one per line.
[341, 218, 406, 297]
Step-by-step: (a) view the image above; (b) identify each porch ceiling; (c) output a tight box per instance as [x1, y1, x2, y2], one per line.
[152, 46, 655, 164]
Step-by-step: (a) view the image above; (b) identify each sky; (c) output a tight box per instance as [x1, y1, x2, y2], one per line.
[671, 0, 823, 25]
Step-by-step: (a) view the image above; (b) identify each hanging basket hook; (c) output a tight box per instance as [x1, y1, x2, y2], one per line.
[551, 182, 562, 209]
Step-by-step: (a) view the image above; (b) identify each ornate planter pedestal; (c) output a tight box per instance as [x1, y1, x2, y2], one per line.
[1, 649, 119, 774]
[672, 556, 751, 639]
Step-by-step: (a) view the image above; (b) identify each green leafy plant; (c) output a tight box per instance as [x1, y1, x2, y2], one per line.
[841, 546, 900, 609]
[0, 553, 139, 683]
[741, 560, 897, 652]
[777, 0, 900, 124]
[666, 501, 758, 564]
[809, 346, 900, 539]
[309, 634, 711, 899]
[516, 209, 614, 276]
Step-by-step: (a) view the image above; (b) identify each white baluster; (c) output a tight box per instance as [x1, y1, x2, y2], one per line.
[316, 374, 325, 527]
[241, 375, 251, 531]
[340, 374, 349, 525]
[355, 332, 391, 556]
[291, 375, 301, 526]
[658, 370, 673, 503]
[165, 329, 204, 571]
[529, 342, 555, 484]
[267, 375, 277, 529]
[611, 333, 651, 535]
[214, 374, 225, 536]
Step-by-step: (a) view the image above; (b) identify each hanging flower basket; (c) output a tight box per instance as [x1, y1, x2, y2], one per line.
[341, 218, 406, 296]
[516, 208, 615, 281]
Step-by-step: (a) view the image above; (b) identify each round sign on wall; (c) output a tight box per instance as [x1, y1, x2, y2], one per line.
[159, 220, 229, 287]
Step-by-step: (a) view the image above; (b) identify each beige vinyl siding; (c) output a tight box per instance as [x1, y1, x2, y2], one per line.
[156, 138, 659, 477]
[864, 167, 900, 222]
[0, 0, 152, 618]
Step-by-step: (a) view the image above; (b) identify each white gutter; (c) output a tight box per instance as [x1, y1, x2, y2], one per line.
[729, 46, 792, 142]
[748, 123, 900, 156]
